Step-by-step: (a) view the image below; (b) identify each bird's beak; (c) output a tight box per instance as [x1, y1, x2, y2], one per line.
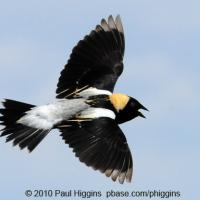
[138, 111, 146, 118]
[141, 105, 149, 111]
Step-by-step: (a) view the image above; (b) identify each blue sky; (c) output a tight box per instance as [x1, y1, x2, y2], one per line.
[0, 0, 199, 199]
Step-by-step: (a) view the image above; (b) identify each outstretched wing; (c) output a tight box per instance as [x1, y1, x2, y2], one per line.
[56, 15, 125, 98]
[58, 118, 133, 184]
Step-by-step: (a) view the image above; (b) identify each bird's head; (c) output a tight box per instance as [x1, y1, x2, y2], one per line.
[109, 94, 148, 124]
[127, 96, 148, 118]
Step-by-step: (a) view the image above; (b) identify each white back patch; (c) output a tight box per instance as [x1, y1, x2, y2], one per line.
[17, 105, 62, 130]
[17, 99, 89, 130]
[79, 108, 116, 119]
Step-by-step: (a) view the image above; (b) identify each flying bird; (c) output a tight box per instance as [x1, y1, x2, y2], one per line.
[0, 15, 148, 184]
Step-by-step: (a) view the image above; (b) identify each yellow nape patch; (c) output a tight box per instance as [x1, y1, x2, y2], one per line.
[109, 93, 130, 112]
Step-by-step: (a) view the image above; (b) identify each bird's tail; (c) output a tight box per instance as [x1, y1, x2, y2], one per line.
[0, 99, 50, 152]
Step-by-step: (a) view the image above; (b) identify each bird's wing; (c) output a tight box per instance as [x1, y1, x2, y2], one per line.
[58, 117, 133, 184]
[56, 15, 125, 98]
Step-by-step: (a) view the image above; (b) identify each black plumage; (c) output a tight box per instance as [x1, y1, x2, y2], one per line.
[59, 117, 132, 183]
[0, 15, 148, 184]
[56, 15, 124, 98]
[0, 99, 50, 152]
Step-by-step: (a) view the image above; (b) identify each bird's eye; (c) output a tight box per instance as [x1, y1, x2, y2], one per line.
[129, 101, 136, 108]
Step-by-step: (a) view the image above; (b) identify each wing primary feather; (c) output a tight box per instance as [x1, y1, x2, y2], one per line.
[125, 153, 133, 182]
[101, 18, 118, 51]
[105, 148, 120, 178]
[108, 15, 124, 57]
[108, 16, 121, 51]
[118, 152, 128, 184]
[115, 15, 125, 54]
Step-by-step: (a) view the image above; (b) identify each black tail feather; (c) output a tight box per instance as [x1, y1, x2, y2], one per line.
[0, 99, 50, 152]
[0, 99, 34, 128]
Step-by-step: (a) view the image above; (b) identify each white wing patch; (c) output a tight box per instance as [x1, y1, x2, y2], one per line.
[79, 108, 116, 120]
[79, 87, 112, 97]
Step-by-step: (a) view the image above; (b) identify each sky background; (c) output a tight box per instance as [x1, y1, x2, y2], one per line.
[0, 0, 199, 199]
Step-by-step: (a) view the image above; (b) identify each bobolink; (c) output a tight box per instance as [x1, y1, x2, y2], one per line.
[0, 15, 148, 184]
